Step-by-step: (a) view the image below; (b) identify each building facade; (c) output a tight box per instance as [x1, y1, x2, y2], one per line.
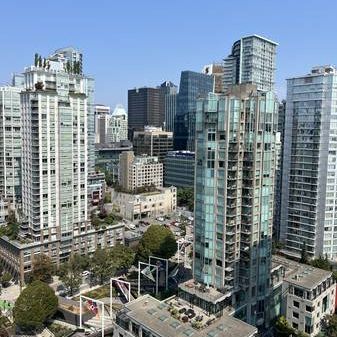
[280, 66, 337, 260]
[272, 255, 335, 337]
[133, 126, 173, 161]
[111, 186, 176, 221]
[164, 151, 195, 188]
[119, 151, 163, 191]
[95, 104, 110, 143]
[223, 35, 277, 93]
[193, 87, 278, 327]
[174, 71, 214, 151]
[95, 104, 128, 144]
[0, 86, 22, 206]
[128, 87, 161, 138]
[203, 63, 224, 93]
[159, 81, 177, 132]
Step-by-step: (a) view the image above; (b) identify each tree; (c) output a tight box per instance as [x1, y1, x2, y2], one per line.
[299, 242, 309, 264]
[13, 280, 58, 332]
[109, 244, 135, 272]
[38, 56, 42, 68]
[177, 188, 194, 211]
[321, 314, 337, 337]
[90, 248, 115, 284]
[137, 224, 177, 261]
[1, 273, 11, 288]
[274, 316, 294, 337]
[59, 256, 82, 296]
[311, 256, 331, 271]
[31, 254, 53, 283]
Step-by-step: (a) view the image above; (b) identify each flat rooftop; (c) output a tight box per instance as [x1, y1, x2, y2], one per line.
[119, 295, 257, 337]
[179, 279, 231, 304]
[272, 255, 332, 290]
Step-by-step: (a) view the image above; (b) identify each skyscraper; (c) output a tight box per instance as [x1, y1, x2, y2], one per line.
[128, 87, 161, 138]
[159, 81, 177, 132]
[202, 63, 224, 93]
[223, 35, 277, 92]
[194, 86, 278, 327]
[280, 65, 337, 260]
[174, 71, 213, 151]
[0, 86, 22, 206]
[21, 48, 93, 242]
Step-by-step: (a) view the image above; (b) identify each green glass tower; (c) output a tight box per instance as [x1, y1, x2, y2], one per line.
[193, 85, 278, 327]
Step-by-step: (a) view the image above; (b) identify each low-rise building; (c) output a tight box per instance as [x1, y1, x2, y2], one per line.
[111, 186, 176, 221]
[88, 172, 106, 205]
[164, 151, 195, 188]
[0, 222, 124, 283]
[133, 126, 173, 162]
[272, 256, 336, 336]
[119, 151, 163, 191]
[114, 294, 257, 337]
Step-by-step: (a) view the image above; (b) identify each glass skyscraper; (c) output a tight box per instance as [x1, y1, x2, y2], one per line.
[194, 86, 278, 327]
[174, 71, 213, 151]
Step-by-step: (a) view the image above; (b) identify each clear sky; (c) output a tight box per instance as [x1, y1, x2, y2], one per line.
[1, 0, 336, 107]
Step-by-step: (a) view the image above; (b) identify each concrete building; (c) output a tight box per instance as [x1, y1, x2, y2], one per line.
[0, 86, 22, 206]
[223, 35, 277, 92]
[159, 81, 177, 132]
[174, 71, 214, 151]
[111, 186, 176, 221]
[114, 294, 257, 337]
[193, 86, 278, 328]
[95, 104, 128, 144]
[164, 151, 195, 188]
[203, 63, 224, 93]
[133, 126, 173, 162]
[95, 141, 133, 184]
[0, 48, 121, 282]
[119, 151, 163, 191]
[280, 65, 337, 260]
[272, 255, 335, 336]
[95, 104, 110, 143]
[128, 87, 161, 138]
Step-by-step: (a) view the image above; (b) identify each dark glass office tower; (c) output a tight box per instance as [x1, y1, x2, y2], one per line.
[128, 87, 161, 138]
[174, 71, 213, 151]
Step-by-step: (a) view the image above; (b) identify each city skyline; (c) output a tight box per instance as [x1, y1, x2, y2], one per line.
[1, 0, 337, 108]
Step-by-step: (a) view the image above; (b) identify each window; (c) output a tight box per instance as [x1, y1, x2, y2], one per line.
[293, 300, 300, 308]
[306, 305, 313, 312]
[293, 311, 299, 319]
[292, 322, 298, 329]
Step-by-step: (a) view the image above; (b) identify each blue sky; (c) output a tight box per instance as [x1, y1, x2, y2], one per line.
[1, 0, 336, 107]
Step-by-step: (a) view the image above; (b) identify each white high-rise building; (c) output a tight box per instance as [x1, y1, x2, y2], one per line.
[0, 86, 22, 206]
[95, 104, 128, 144]
[21, 48, 93, 242]
[281, 65, 337, 261]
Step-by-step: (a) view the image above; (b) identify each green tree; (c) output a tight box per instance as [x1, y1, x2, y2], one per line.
[321, 314, 337, 337]
[137, 224, 177, 261]
[311, 256, 331, 271]
[1, 272, 11, 288]
[38, 56, 42, 68]
[31, 254, 53, 283]
[90, 248, 115, 284]
[110, 244, 135, 272]
[274, 316, 294, 337]
[59, 256, 82, 296]
[13, 280, 58, 332]
[177, 188, 194, 211]
[299, 242, 309, 264]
